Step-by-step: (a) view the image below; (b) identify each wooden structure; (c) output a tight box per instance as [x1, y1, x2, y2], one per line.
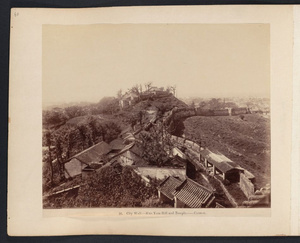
[63, 141, 112, 178]
[200, 148, 242, 182]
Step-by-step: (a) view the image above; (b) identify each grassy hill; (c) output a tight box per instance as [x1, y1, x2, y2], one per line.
[126, 94, 187, 114]
[150, 95, 188, 111]
[183, 114, 270, 189]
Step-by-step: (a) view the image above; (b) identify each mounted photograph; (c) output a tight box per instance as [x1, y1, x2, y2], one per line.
[42, 24, 271, 209]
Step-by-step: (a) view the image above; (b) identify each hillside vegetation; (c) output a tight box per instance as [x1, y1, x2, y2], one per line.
[183, 114, 270, 188]
[44, 165, 164, 208]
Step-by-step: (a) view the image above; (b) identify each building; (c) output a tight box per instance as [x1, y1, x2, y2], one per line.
[63, 141, 112, 179]
[158, 176, 215, 208]
[119, 92, 139, 109]
[200, 148, 243, 182]
[109, 138, 125, 152]
[113, 142, 148, 167]
[231, 107, 249, 115]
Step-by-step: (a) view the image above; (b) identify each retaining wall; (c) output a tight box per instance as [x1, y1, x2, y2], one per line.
[240, 173, 255, 199]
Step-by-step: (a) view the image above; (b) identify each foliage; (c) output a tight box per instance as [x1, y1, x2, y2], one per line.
[183, 114, 270, 188]
[140, 123, 172, 167]
[42, 116, 121, 192]
[44, 165, 159, 208]
[95, 97, 120, 115]
[64, 106, 86, 119]
[44, 117, 121, 159]
[43, 108, 68, 127]
[144, 82, 153, 92]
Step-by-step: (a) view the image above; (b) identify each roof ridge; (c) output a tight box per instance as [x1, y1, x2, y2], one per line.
[65, 141, 111, 163]
[185, 178, 212, 193]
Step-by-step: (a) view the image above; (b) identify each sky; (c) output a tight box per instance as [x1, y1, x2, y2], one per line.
[42, 24, 270, 105]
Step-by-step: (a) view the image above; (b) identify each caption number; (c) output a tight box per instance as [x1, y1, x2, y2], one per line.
[14, 12, 19, 17]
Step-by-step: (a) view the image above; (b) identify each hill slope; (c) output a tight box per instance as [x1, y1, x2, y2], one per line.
[183, 114, 270, 188]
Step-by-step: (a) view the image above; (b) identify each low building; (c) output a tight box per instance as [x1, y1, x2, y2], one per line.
[113, 142, 148, 167]
[109, 138, 125, 152]
[63, 141, 112, 179]
[158, 176, 215, 208]
[119, 92, 139, 109]
[200, 148, 243, 182]
[231, 107, 249, 115]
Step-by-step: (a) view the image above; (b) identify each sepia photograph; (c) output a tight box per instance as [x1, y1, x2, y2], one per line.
[8, 5, 296, 236]
[42, 24, 271, 209]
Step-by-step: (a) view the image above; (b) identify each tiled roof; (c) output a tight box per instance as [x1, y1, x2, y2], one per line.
[119, 142, 135, 154]
[174, 178, 214, 208]
[123, 133, 135, 141]
[109, 138, 125, 151]
[158, 176, 183, 200]
[130, 144, 144, 157]
[67, 141, 111, 165]
[159, 176, 214, 208]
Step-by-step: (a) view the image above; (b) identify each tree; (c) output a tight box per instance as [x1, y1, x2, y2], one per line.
[97, 97, 119, 114]
[45, 131, 54, 186]
[64, 106, 85, 119]
[43, 109, 68, 127]
[199, 101, 207, 109]
[190, 101, 195, 109]
[77, 124, 93, 150]
[65, 127, 79, 158]
[208, 98, 223, 110]
[144, 82, 153, 92]
[129, 84, 141, 101]
[105, 98, 119, 114]
[167, 85, 176, 97]
[140, 123, 171, 167]
[54, 136, 65, 180]
[117, 89, 123, 100]
[45, 166, 158, 208]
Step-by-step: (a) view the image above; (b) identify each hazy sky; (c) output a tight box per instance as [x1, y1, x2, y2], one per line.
[43, 24, 270, 105]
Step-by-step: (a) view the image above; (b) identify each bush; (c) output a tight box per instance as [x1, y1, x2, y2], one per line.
[45, 166, 159, 208]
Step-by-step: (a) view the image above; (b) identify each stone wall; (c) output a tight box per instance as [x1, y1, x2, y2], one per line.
[218, 180, 239, 208]
[240, 173, 255, 199]
[134, 167, 186, 181]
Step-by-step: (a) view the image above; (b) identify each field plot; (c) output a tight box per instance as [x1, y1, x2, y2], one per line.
[183, 114, 270, 188]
